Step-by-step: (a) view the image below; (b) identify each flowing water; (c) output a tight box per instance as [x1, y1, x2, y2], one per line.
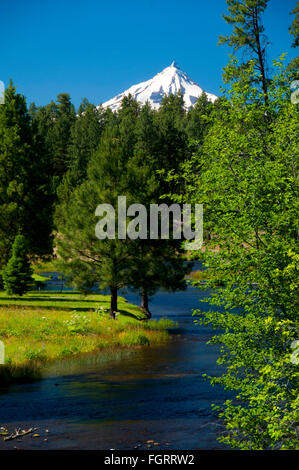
[0, 285, 232, 450]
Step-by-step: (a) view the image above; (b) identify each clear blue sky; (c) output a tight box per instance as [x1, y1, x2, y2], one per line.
[0, 0, 297, 109]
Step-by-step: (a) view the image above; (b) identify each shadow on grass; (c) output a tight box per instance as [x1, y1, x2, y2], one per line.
[0, 364, 42, 388]
[0, 304, 104, 312]
[117, 308, 145, 321]
[0, 296, 107, 304]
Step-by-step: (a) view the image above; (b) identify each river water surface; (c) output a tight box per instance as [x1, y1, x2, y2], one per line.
[0, 286, 232, 450]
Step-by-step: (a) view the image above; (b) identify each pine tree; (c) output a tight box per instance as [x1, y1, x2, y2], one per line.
[0, 81, 53, 270]
[154, 92, 189, 193]
[185, 91, 215, 142]
[289, 2, 299, 48]
[288, 2, 299, 78]
[126, 108, 193, 317]
[219, 0, 270, 105]
[67, 100, 104, 186]
[55, 127, 134, 319]
[2, 235, 33, 295]
[32, 94, 76, 192]
[117, 94, 140, 159]
[134, 101, 159, 158]
[49, 93, 76, 189]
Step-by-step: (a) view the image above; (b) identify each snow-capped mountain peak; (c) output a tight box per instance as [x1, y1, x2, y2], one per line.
[100, 62, 217, 111]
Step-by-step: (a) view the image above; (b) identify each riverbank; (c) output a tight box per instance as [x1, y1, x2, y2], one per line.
[0, 291, 175, 386]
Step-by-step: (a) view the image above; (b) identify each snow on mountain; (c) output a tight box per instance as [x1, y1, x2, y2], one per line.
[100, 62, 217, 111]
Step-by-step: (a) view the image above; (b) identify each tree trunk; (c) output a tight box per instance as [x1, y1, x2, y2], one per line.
[110, 286, 117, 319]
[140, 288, 151, 319]
[253, 7, 269, 107]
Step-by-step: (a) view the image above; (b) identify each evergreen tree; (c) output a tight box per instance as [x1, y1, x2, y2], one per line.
[49, 93, 76, 189]
[55, 128, 134, 318]
[219, 0, 270, 105]
[185, 91, 215, 142]
[134, 101, 159, 159]
[154, 92, 189, 192]
[289, 2, 299, 48]
[117, 94, 140, 159]
[0, 82, 53, 270]
[67, 99, 104, 186]
[2, 235, 33, 295]
[56, 103, 193, 317]
[127, 235, 192, 318]
[127, 109, 193, 317]
[32, 93, 76, 192]
[288, 2, 299, 78]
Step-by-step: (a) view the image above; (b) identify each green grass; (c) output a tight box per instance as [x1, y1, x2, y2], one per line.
[0, 291, 176, 386]
[32, 273, 50, 282]
[0, 291, 140, 312]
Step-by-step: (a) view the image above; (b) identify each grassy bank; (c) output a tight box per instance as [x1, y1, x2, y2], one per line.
[0, 292, 175, 386]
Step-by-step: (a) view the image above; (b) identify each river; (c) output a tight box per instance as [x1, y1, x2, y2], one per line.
[0, 285, 232, 450]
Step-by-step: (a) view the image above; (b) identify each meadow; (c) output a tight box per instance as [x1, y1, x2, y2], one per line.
[0, 291, 175, 386]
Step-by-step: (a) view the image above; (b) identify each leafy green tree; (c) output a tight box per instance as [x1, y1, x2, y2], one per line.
[2, 235, 33, 295]
[174, 59, 298, 449]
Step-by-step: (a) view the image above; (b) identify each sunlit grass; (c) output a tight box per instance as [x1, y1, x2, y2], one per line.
[0, 292, 176, 385]
[31, 273, 50, 282]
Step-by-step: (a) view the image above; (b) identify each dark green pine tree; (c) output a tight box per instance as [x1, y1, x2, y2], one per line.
[117, 94, 140, 159]
[219, 0, 270, 105]
[55, 127, 135, 319]
[0, 81, 53, 271]
[289, 2, 299, 48]
[29, 100, 56, 199]
[49, 93, 76, 190]
[2, 235, 33, 295]
[127, 233, 192, 318]
[185, 91, 215, 142]
[67, 99, 104, 186]
[288, 2, 299, 78]
[125, 109, 193, 317]
[134, 101, 159, 161]
[30, 95, 75, 193]
[154, 92, 189, 191]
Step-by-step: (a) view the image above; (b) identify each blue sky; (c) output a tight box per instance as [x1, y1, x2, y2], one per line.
[1, 0, 297, 108]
